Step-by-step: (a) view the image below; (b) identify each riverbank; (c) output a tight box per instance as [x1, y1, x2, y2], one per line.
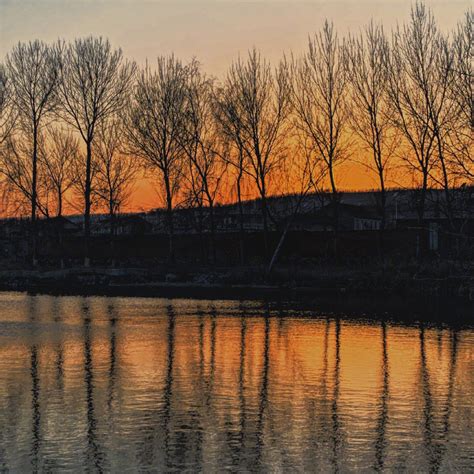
[0, 261, 472, 303]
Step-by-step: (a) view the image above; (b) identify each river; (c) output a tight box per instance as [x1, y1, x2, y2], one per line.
[0, 293, 472, 472]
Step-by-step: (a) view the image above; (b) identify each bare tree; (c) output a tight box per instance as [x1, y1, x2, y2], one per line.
[0, 133, 50, 218]
[429, 34, 458, 229]
[94, 118, 137, 231]
[55, 36, 136, 266]
[448, 10, 473, 182]
[267, 137, 324, 274]
[452, 9, 474, 131]
[40, 127, 78, 217]
[68, 146, 100, 216]
[180, 62, 226, 263]
[344, 22, 398, 244]
[387, 3, 440, 247]
[93, 118, 138, 266]
[291, 21, 349, 254]
[5, 41, 58, 264]
[125, 55, 189, 262]
[213, 83, 250, 264]
[0, 64, 16, 146]
[0, 64, 15, 218]
[222, 49, 291, 257]
[35, 127, 78, 268]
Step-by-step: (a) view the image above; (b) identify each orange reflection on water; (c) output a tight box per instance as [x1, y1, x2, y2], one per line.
[0, 295, 472, 472]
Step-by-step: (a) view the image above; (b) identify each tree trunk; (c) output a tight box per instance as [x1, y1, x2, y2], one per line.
[57, 188, 65, 269]
[84, 139, 92, 267]
[436, 134, 454, 255]
[164, 173, 174, 263]
[267, 192, 305, 275]
[209, 201, 216, 265]
[260, 178, 269, 260]
[196, 206, 205, 263]
[57, 188, 63, 218]
[416, 172, 428, 259]
[31, 125, 38, 267]
[329, 164, 339, 261]
[109, 201, 116, 268]
[237, 174, 245, 265]
[378, 168, 386, 261]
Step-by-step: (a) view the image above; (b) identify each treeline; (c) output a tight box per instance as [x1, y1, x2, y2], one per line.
[0, 2, 472, 266]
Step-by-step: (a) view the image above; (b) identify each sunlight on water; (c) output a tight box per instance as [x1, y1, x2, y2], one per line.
[0, 293, 472, 472]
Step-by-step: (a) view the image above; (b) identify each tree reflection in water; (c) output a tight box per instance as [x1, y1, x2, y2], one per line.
[374, 321, 389, 471]
[28, 296, 41, 473]
[0, 295, 471, 472]
[82, 299, 105, 472]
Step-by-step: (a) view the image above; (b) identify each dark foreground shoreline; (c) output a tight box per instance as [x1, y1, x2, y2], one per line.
[0, 266, 472, 325]
[0, 266, 472, 300]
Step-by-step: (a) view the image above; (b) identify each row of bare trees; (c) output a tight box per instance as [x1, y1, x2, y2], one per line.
[0, 3, 472, 266]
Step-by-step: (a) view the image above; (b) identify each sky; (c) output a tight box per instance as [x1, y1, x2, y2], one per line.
[0, 0, 470, 211]
[1, 1, 469, 75]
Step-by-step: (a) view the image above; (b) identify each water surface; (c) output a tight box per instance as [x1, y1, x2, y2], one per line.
[0, 293, 472, 472]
